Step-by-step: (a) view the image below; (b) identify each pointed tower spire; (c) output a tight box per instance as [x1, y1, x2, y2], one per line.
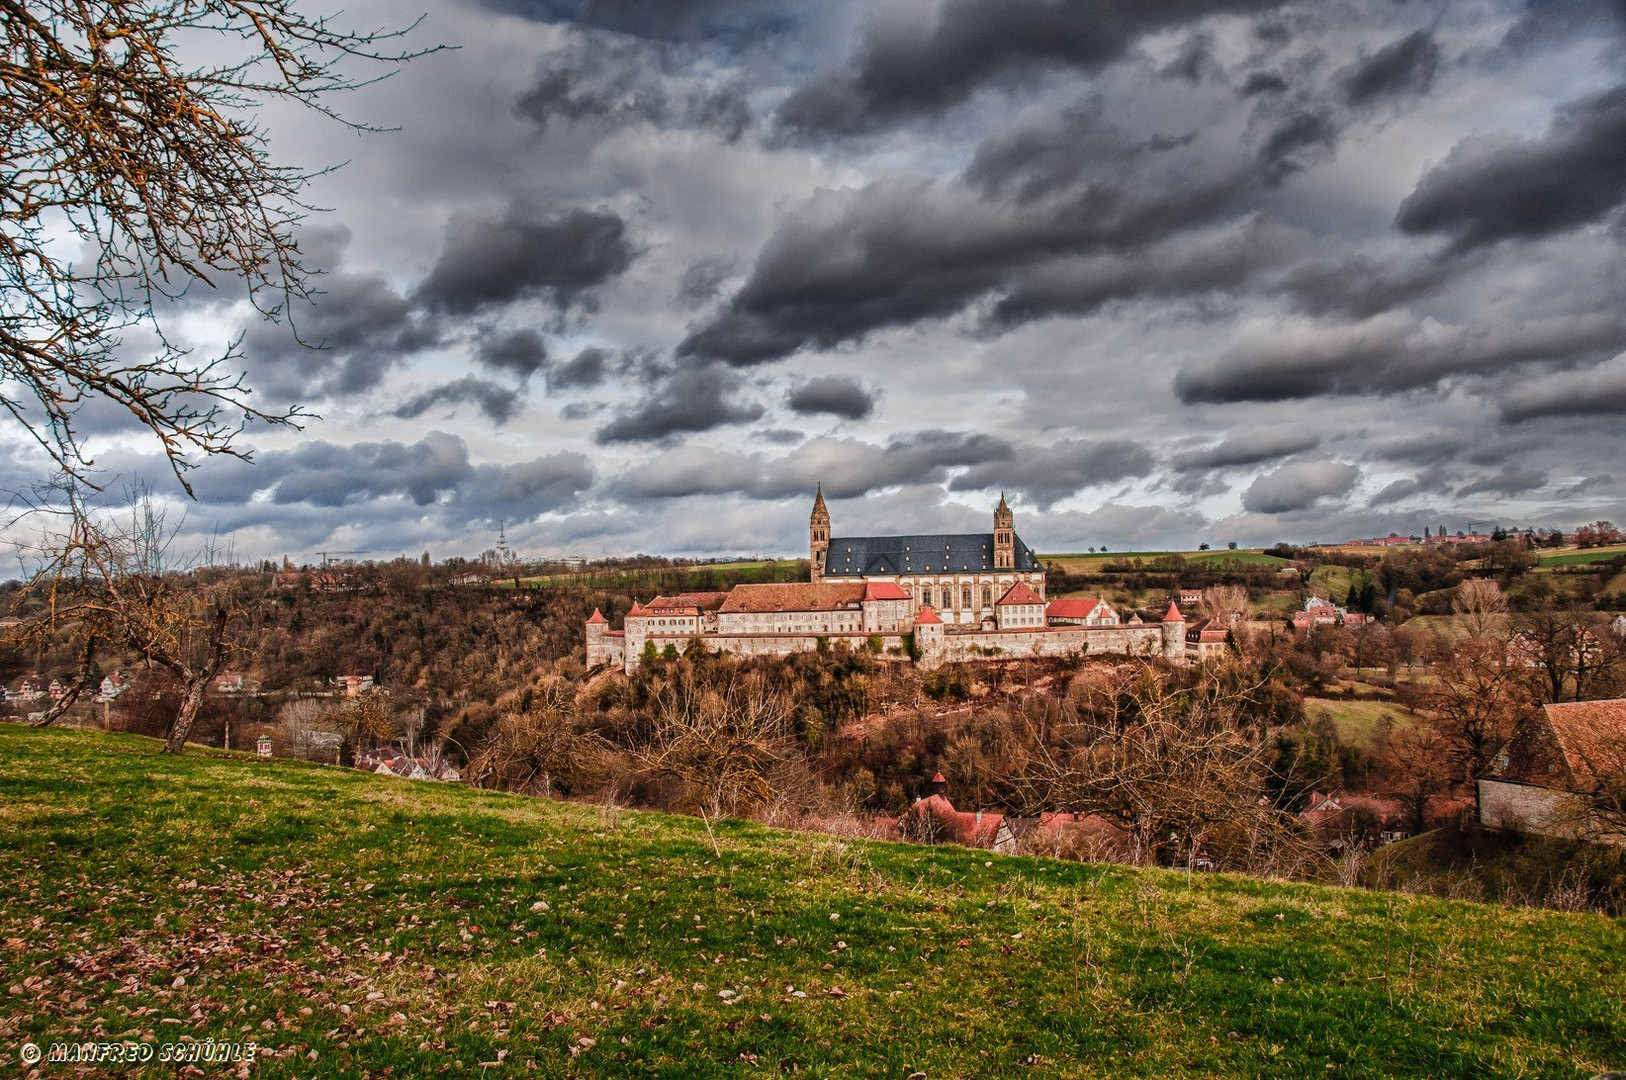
[993, 492, 1014, 569]
[810, 484, 831, 582]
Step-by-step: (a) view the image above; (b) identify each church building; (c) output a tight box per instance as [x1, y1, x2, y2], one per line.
[810, 487, 1047, 628]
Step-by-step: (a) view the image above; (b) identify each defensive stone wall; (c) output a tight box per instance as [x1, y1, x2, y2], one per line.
[627, 632, 910, 671]
[920, 624, 1166, 669]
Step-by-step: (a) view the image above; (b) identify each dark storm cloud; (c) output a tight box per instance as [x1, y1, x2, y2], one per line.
[1456, 466, 1548, 498]
[1497, 357, 1626, 421]
[678, 258, 734, 309]
[1172, 429, 1321, 471]
[680, 171, 1246, 366]
[612, 429, 1013, 500]
[1174, 312, 1626, 403]
[1396, 85, 1626, 251]
[1259, 110, 1339, 185]
[414, 202, 635, 315]
[1241, 460, 1360, 514]
[1342, 30, 1442, 107]
[1277, 253, 1447, 319]
[547, 347, 612, 391]
[786, 375, 875, 420]
[989, 216, 1298, 326]
[476, 329, 548, 378]
[475, 0, 794, 44]
[774, 0, 1288, 139]
[514, 37, 753, 141]
[964, 106, 1198, 205]
[1498, 0, 1626, 56]
[190, 432, 593, 522]
[1240, 71, 1288, 96]
[241, 261, 436, 403]
[595, 365, 764, 443]
[393, 378, 522, 424]
[951, 439, 1156, 509]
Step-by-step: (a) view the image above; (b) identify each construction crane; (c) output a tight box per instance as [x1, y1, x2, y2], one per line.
[316, 550, 371, 566]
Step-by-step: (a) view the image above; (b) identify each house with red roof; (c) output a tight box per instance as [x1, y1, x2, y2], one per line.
[995, 581, 1046, 629]
[1481, 698, 1626, 841]
[1044, 597, 1119, 627]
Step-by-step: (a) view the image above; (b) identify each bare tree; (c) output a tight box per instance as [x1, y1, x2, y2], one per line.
[1199, 585, 1250, 626]
[1452, 579, 1508, 640]
[636, 668, 796, 818]
[1420, 635, 1531, 785]
[15, 487, 239, 751]
[3, 1, 431, 487]
[467, 681, 610, 798]
[1011, 664, 1319, 874]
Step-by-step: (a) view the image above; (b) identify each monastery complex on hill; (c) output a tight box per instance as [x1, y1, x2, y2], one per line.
[586, 491, 1190, 673]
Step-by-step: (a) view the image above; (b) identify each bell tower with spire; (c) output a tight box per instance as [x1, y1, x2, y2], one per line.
[993, 493, 1014, 569]
[810, 485, 831, 581]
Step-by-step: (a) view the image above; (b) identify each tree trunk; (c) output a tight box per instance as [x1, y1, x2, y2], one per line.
[164, 674, 212, 753]
[161, 605, 231, 754]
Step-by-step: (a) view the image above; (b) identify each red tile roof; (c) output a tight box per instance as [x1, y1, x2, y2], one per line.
[1162, 601, 1185, 623]
[906, 793, 1003, 846]
[997, 581, 1044, 606]
[716, 582, 866, 613]
[862, 581, 912, 601]
[1046, 597, 1106, 619]
[1540, 699, 1626, 784]
[914, 605, 942, 625]
[586, 608, 607, 624]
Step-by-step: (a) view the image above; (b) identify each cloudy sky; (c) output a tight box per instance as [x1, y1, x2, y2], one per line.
[20, 0, 1626, 561]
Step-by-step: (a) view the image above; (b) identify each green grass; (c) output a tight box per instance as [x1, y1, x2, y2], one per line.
[1302, 698, 1419, 747]
[2, 727, 1623, 1078]
[1041, 550, 1285, 572]
[1536, 544, 1626, 566]
[514, 561, 792, 590]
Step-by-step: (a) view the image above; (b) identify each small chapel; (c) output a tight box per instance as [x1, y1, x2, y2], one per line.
[809, 487, 1048, 627]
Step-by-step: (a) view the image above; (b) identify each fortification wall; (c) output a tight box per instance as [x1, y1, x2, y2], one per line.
[627, 632, 910, 671]
[924, 624, 1165, 668]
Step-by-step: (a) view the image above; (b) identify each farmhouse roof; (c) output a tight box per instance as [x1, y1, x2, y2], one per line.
[1537, 699, 1626, 785]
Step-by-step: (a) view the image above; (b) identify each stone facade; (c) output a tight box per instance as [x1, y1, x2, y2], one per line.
[811, 489, 1049, 628]
[585, 494, 1193, 674]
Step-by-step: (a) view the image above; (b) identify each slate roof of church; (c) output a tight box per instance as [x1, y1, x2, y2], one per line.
[822, 532, 1041, 577]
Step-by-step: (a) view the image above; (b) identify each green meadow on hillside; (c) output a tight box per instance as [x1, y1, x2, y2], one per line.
[1, 727, 1622, 1079]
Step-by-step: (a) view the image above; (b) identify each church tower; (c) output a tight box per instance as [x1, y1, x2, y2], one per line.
[810, 485, 830, 582]
[993, 493, 1014, 569]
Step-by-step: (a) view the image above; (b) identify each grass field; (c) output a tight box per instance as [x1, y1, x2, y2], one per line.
[1302, 698, 1420, 746]
[1041, 550, 1286, 573]
[2, 727, 1624, 1078]
[512, 561, 792, 590]
[1537, 544, 1626, 566]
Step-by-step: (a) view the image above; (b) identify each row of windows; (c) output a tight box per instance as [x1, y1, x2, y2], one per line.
[921, 584, 994, 610]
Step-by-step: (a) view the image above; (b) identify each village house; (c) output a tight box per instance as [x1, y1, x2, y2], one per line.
[97, 673, 126, 702]
[587, 492, 1189, 673]
[1292, 596, 1364, 629]
[1299, 792, 1410, 849]
[1480, 698, 1626, 841]
[1184, 618, 1231, 663]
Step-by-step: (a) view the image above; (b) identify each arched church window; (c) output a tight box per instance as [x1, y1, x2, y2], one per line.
[981, 585, 992, 608]
[962, 585, 973, 609]
[921, 587, 932, 608]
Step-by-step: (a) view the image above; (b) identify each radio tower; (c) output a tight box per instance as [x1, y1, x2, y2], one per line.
[496, 523, 511, 567]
